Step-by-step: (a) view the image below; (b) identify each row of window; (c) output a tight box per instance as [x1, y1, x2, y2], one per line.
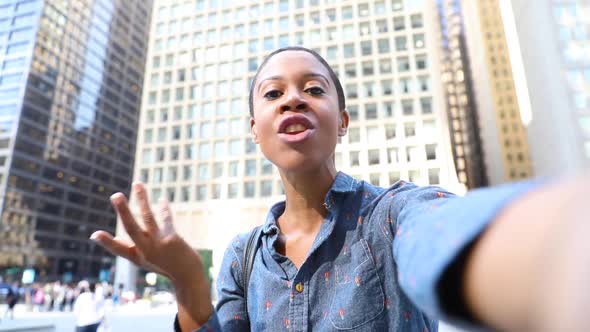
[139, 143, 439, 183]
[152, 30, 426, 55]
[151, 51, 428, 85]
[155, 13, 423, 40]
[146, 167, 440, 202]
[142, 95, 432, 128]
[146, 74, 431, 107]
[161, 0, 409, 22]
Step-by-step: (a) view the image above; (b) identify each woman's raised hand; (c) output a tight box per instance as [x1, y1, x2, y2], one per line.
[90, 182, 203, 287]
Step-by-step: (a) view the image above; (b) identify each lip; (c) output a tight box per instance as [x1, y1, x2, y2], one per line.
[277, 114, 315, 143]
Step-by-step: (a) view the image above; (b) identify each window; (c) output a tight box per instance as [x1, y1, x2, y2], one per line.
[365, 104, 377, 119]
[402, 100, 413, 115]
[358, 3, 369, 17]
[348, 127, 360, 143]
[245, 159, 256, 176]
[228, 183, 238, 198]
[196, 185, 207, 201]
[397, 57, 410, 72]
[342, 6, 353, 19]
[393, 17, 405, 31]
[414, 34, 425, 48]
[387, 148, 398, 163]
[428, 169, 440, 184]
[416, 54, 427, 69]
[348, 105, 359, 121]
[363, 82, 375, 97]
[343, 43, 355, 58]
[385, 124, 396, 139]
[378, 38, 390, 53]
[381, 80, 393, 95]
[362, 61, 374, 76]
[346, 84, 358, 99]
[426, 144, 437, 160]
[244, 181, 255, 197]
[377, 19, 388, 33]
[389, 171, 400, 184]
[379, 59, 392, 74]
[359, 22, 371, 36]
[368, 149, 380, 165]
[411, 14, 423, 28]
[366, 126, 380, 141]
[395, 36, 407, 51]
[350, 151, 360, 166]
[261, 180, 272, 197]
[360, 41, 372, 56]
[420, 98, 432, 114]
[404, 122, 416, 137]
[345, 63, 356, 78]
[418, 76, 430, 91]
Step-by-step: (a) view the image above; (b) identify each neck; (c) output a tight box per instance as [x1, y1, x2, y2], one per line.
[278, 164, 338, 235]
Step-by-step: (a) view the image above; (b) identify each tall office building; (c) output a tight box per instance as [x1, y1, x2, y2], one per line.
[0, 0, 152, 281]
[436, 0, 488, 188]
[498, 0, 589, 176]
[461, 0, 533, 184]
[121, 0, 461, 289]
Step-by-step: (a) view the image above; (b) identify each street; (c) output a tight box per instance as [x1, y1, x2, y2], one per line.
[0, 302, 176, 332]
[0, 303, 468, 332]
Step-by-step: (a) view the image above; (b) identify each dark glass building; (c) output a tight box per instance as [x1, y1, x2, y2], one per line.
[436, 0, 488, 189]
[0, 0, 152, 282]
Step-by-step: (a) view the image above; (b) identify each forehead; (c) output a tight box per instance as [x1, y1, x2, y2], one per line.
[257, 51, 331, 80]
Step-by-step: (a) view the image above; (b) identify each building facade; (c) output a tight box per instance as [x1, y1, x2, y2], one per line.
[498, 0, 589, 177]
[461, 0, 533, 184]
[436, 0, 488, 188]
[0, 0, 152, 281]
[118, 0, 462, 290]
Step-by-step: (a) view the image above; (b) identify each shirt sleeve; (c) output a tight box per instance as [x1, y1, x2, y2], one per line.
[173, 234, 250, 332]
[388, 180, 542, 324]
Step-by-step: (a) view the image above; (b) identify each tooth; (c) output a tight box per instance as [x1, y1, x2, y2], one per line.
[286, 124, 306, 133]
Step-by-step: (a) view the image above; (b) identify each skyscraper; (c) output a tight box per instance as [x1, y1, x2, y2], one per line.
[120, 0, 462, 289]
[461, 0, 533, 184]
[436, 0, 488, 188]
[0, 0, 152, 281]
[499, 0, 589, 176]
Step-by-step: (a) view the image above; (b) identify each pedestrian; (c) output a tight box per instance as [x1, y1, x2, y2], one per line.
[73, 281, 104, 332]
[2, 282, 20, 320]
[90, 46, 590, 331]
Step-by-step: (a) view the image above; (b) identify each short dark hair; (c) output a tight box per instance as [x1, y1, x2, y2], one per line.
[248, 46, 346, 117]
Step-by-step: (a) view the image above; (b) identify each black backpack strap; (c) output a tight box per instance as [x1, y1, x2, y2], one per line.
[242, 225, 263, 319]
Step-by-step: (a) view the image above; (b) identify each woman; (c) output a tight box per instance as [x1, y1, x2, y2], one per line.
[91, 47, 590, 331]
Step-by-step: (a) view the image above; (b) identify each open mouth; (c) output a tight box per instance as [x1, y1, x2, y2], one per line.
[277, 115, 314, 142]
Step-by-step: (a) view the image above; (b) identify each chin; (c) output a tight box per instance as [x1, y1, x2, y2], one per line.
[266, 148, 329, 174]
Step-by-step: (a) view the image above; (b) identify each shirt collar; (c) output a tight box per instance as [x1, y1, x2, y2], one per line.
[261, 172, 357, 235]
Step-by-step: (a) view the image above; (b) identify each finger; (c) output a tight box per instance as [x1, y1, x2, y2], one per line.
[90, 231, 141, 265]
[110, 192, 146, 245]
[159, 198, 175, 234]
[133, 182, 159, 233]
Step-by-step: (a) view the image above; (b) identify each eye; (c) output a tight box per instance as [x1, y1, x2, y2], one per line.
[306, 87, 325, 96]
[263, 90, 283, 100]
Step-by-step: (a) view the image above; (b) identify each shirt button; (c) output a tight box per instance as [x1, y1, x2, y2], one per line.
[295, 282, 304, 293]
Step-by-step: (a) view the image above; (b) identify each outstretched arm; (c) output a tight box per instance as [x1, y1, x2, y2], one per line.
[464, 171, 590, 331]
[90, 183, 213, 332]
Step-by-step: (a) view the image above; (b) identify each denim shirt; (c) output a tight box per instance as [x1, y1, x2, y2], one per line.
[178, 172, 537, 331]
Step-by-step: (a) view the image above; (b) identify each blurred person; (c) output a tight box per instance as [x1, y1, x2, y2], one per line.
[91, 47, 590, 331]
[65, 283, 76, 311]
[2, 282, 20, 320]
[73, 282, 104, 332]
[32, 284, 44, 312]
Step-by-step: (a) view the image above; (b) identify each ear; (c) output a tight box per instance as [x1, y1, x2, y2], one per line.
[250, 118, 260, 144]
[338, 110, 349, 137]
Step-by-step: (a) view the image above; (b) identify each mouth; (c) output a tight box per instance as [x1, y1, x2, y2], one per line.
[277, 115, 315, 143]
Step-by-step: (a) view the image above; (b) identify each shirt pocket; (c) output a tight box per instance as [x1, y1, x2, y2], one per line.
[329, 239, 385, 330]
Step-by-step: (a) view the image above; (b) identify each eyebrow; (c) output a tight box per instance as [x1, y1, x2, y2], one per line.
[257, 72, 331, 93]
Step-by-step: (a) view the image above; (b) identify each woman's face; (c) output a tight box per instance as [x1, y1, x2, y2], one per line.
[251, 51, 348, 173]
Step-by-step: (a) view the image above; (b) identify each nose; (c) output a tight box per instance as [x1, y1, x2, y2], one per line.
[280, 89, 307, 113]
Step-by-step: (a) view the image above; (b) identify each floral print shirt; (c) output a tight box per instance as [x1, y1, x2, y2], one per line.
[176, 172, 536, 331]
